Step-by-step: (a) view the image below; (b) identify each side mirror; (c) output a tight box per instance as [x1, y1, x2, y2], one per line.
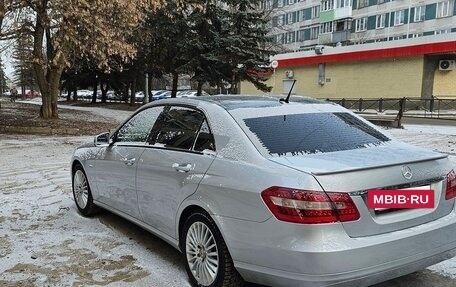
[94, 132, 111, 146]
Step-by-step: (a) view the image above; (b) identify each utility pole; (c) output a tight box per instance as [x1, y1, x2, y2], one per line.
[144, 72, 149, 104]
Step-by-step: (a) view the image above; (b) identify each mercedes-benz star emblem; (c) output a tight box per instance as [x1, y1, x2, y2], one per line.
[402, 166, 413, 180]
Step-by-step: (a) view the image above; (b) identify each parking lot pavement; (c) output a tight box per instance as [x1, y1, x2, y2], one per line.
[0, 135, 190, 287]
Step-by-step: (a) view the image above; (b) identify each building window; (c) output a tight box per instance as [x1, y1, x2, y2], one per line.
[435, 29, 451, 35]
[337, 0, 351, 8]
[358, 0, 368, 9]
[297, 29, 305, 41]
[310, 26, 319, 39]
[414, 6, 426, 22]
[394, 10, 405, 26]
[376, 14, 386, 29]
[320, 22, 334, 33]
[322, 0, 335, 11]
[335, 20, 349, 31]
[286, 31, 296, 43]
[286, 13, 293, 24]
[272, 16, 278, 27]
[311, 5, 320, 18]
[355, 17, 367, 32]
[278, 0, 284, 8]
[277, 15, 284, 26]
[299, 9, 306, 21]
[260, 0, 272, 10]
[436, 1, 453, 18]
[410, 33, 423, 38]
[392, 35, 405, 41]
[378, 0, 386, 4]
[277, 33, 285, 44]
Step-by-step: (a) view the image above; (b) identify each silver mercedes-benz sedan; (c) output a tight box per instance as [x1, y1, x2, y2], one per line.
[71, 95, 456, 287]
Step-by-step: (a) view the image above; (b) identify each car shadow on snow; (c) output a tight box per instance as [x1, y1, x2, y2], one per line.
[95, 210, 189, 279]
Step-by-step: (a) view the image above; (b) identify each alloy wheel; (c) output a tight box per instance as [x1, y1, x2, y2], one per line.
[186, 221, 219, 286]
[73, 169, 89, 209]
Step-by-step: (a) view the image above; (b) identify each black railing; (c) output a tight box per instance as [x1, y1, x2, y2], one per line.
[326, 97, 456, 118]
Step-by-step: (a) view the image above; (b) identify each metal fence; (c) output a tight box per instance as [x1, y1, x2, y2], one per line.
[326, 97, 456, 118]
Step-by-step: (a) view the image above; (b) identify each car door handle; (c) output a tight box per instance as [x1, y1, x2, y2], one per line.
[123, 158, 136, 166]
[172, 163, 193, 173]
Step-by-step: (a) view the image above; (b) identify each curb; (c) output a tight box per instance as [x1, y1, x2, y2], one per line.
[0, 126, 80, 135]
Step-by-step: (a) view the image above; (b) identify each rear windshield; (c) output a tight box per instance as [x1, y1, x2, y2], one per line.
[243, 112, 390, 156]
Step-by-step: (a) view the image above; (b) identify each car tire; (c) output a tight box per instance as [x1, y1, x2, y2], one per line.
[182, 212, 244, 287]
[72, 164, 96, 216]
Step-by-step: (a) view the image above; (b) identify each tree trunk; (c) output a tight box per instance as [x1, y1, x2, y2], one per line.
[196, 81, 203, 97]
[36, 69, 62, 119]
[130, 79, 136, 106]
[148, 74, 153, 98]
[73, 88, 78, 101]
[33, 7, 66, 119]
[66, 89, 71, 101]
[231, 70, 238, 94]
[171, 72, 178, 98]
[123, 83, 129, 103]
[91, 76, 98, 103]
[101, 80, 109, 103]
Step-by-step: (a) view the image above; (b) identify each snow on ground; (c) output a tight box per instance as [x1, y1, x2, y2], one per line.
[0, 104, 455, 287]
[0, 135, 189, 287]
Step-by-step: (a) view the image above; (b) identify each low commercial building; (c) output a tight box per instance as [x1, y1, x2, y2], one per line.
[241, 34, 456, 99]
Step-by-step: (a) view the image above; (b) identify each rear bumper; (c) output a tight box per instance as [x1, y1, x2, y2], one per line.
[235, 242, 456, 287]
[217, 210, 456, 287]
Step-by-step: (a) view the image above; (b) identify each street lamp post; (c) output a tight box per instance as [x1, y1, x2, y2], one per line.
[144, 72, 149, 104]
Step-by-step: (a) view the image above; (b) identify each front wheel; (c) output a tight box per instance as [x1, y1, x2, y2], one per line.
[72, 164, 96, 216]
[182, 212, 244, 287]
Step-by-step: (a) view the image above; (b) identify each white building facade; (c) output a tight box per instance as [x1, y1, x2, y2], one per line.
[265, 0, 456, 52]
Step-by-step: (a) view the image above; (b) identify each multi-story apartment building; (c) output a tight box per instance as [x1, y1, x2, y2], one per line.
[266, 0, 456, 52]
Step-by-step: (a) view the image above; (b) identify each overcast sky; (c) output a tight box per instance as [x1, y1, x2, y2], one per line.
[2, 50, 15, 83]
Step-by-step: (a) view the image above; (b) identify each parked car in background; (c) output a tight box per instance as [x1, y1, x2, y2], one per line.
[152, 90, 171, 100]
[172, 90, 210, 98]
[180, 90, 210, 97]
[106, 90, 121, 101]
[24, 90, 41, 98]
[151, 90, 166, 98]
[71, 95, 456, 287]
[134, 91, 145, 102]
[77, 90, 92, 99]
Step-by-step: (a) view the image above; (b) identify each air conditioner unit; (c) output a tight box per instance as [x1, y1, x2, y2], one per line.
[439, 60, 456, 71]
[285, 70, 294, 78]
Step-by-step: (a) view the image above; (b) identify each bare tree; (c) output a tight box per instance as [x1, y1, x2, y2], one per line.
[6, 0, 159, 118]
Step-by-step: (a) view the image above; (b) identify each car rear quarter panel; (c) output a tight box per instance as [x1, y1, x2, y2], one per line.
[183, 156, 324, 223]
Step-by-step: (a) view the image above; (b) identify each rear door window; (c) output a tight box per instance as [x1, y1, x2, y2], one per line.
[243, 112, 390, 156]
[150, 106, 205, 151]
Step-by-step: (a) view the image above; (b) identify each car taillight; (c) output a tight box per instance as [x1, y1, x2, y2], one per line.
[261, 186, 360, 224]
[445, 169, 456, 200]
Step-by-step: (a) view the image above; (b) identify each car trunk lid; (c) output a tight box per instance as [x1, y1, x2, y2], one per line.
[269, 143, 454, 237]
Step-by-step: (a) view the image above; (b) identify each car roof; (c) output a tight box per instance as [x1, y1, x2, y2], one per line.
[141, 95, 334, 114]
[167, 95, 327, 110]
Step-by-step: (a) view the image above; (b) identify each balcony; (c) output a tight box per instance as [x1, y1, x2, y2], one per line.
[318, 33, 332, 45]
[318, 31, 351, 45]
[333, 30, 351, 43]
[334, 6, 352, 20]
